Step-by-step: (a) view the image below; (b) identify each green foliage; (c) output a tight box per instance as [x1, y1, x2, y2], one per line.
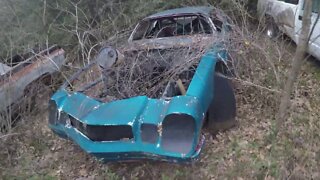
[0, 0, 45, 59]
[104, 168, 120, 180]
[0, 0, 257, 62]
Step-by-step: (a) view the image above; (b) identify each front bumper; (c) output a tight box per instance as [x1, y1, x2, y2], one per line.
[48, 45, 221, 162]
[48, 90, 206, 162]
[50, 122, 205, 162]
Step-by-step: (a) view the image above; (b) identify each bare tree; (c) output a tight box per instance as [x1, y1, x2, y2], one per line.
[276, 0, 313, 133]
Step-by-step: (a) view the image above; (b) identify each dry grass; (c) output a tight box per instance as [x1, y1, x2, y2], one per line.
[1, 0, 320, 179]
[1, 52, 319, 179]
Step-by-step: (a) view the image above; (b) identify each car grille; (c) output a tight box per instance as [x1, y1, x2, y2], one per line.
[69, 116, 134, 142]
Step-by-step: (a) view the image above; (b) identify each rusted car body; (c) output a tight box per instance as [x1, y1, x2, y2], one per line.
[0, 46, 65, 111]
[49, 6, 236, 163]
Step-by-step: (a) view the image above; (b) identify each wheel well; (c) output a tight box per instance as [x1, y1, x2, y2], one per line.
[265, 14, 280, 29]
[202, 61, 232, 127]
[23, 73, 52, 94]
[215, 60, 226, 73]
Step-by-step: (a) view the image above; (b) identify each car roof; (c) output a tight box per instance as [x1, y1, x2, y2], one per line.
[145, 6, 213, 19]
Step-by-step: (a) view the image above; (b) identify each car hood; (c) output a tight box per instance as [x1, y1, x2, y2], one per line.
[51, 89, 204, 126]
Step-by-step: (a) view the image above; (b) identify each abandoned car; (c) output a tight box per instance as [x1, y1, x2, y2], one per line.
[48, 6, 236, 162]
[0, 46, 65, 112]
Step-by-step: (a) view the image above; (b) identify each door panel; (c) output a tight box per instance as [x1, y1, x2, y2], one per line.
[295, 0, 320, 60]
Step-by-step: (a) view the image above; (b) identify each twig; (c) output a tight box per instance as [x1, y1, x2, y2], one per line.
[217, 73, 281, 93]
[0, 133, 20, 139]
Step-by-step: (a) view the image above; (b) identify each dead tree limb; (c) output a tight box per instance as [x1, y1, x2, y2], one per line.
[276, 0, 313, 133]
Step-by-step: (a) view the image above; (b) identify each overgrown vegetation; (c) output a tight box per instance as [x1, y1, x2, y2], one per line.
[0, 0, 257, 61]
[1, 0, 319, 179]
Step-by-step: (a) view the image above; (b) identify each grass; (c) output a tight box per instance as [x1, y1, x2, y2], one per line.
[309, 60, 320, 80]
[1, 80, 319, 178]
[43, 49, 320, 179]
[1, 0, 320, 179]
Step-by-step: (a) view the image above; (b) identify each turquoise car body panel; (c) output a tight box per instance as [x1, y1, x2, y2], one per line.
[49, 44, 227, 162]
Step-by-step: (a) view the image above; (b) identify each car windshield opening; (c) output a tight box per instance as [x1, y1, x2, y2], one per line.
[133, 15, 212, 40]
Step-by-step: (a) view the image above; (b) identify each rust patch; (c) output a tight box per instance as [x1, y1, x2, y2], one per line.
[0, 48, 64, 86]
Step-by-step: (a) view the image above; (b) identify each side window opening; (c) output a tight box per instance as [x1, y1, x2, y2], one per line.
[312, 0, 320, 13]
[210, 12, 227, 32]
[211, 19, 223, 32]
[132, 20, 150, 40]
[200, 18, 213, 34]
[302, 0, 320, 13]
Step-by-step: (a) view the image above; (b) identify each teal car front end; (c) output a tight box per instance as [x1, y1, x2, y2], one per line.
[48, 6, 236, 163]
[49, 50, 223, 162]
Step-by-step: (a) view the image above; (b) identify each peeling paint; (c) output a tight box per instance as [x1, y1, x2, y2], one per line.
[0, 46, 65, 111]
[48, 6, 232, 162]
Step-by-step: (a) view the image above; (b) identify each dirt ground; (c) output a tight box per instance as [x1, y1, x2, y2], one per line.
[1, 38, 320, 179]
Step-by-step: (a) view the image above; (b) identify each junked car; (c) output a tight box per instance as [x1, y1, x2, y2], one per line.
[0, 46, 65, 112]
[258, 0, 320, 60]
[48, 6, 236, 162]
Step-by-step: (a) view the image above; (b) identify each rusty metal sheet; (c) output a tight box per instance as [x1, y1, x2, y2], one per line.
[0, 46, 65, 110]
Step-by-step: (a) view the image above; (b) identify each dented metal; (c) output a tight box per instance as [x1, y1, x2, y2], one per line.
[49, 49, 222, 162]
[48, 6, 232, 162]
[0, 46, 65, 111]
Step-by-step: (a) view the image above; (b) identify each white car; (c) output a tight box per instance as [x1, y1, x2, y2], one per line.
[257, 0, 320, 60]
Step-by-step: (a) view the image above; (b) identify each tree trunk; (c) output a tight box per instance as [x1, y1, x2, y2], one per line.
[276, 0, 313, 133]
